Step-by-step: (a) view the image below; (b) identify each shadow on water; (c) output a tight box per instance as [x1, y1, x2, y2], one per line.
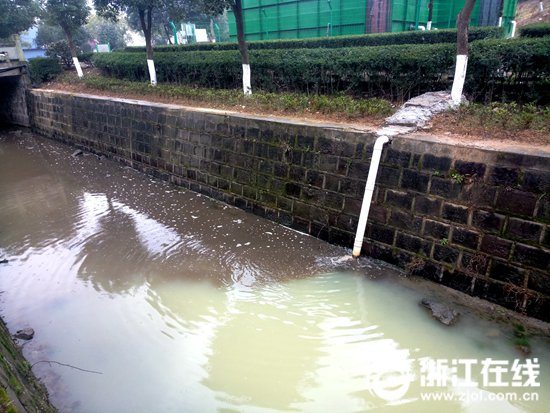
[0, 129, 548, 413]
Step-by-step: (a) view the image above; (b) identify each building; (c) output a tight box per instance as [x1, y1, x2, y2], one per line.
[228, 0, 518, 41]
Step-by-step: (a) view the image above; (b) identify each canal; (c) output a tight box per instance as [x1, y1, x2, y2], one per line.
[0, 128, 548, 412]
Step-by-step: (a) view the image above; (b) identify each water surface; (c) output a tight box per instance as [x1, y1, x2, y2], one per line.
[0, 129, 548, 413]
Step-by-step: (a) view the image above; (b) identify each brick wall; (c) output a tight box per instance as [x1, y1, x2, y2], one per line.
[27, 90, 550, 321]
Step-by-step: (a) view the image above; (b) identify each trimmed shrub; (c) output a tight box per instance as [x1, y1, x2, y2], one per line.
[468, 37, 550, 103]
[94, 43, 455, 100]
[45, 40, 73, 68]
[520, 23, 550, 38]
[28, 57, 62, 84]
[94, 37, 550, 103]
[77, 52, 94, 64]
[123, 27, 502, 53]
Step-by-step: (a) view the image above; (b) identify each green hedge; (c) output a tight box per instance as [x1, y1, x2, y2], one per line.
[519, 23, 550, 38]
[94, 37, 550, 103]
[468, 37, 550, 103]
[28, 57, 62, 84]
[123, 27, 502, 53]
[95, 43, 454, 99]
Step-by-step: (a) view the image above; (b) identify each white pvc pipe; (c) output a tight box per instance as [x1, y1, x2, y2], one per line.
[352, 135, 390, 257]
[451, 54, 468, 105]
[498, 16, 503, 27]
[426, 21, 432, 30]
[510, 20, 517, 38]
[242, 64, 252, 95]
[147, 59, 157, 86]
[73, 57, 83, 78]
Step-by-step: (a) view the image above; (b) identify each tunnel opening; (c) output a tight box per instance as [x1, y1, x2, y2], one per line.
[0, 67, 30, 127]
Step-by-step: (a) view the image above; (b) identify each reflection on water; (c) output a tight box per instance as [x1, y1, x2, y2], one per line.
[0, 129, 548, 413]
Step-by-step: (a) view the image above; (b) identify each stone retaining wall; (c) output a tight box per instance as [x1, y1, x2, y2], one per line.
[27, 90, 550, 321]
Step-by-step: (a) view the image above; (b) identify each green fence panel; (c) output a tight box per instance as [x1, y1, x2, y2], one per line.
[228, 0, 517, 40]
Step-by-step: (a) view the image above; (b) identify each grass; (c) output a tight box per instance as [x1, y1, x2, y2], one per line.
[50, 72, 549, 143]
[513, 323, 531, 350]
[54, 73, 395, 121]
[456, 102, 550, 133]
[0, 387, 17, 413]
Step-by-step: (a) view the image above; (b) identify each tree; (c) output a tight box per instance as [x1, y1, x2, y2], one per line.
[125, 7, 174, 46]
[426, 0, 434, 30]
[86, 15, 130, 50]
[0, 0, 41, 61]
[450, 0, 476, 104]
[95, 0, 168, 85]
[201, 0, 251, 95]
[41, 0, 90, 77]
[95, 0, 204, 86]
[0, 0, 40, 38]
[36, 23, 92, 51]
[128, 0, 209, 46]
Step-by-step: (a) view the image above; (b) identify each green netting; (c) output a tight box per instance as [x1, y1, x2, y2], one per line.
[228, 0, 518, 40]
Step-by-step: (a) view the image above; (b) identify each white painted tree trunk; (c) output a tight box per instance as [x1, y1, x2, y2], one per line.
[427, 21, 432, 30]
[451, 54, 468, 105]
[510, 20, 517, 38]
[73, 57, 83, 78]
[498, 16, 502, 27]
[147, 59, 157, 86]
[13, 34, 26, 62]
[540, 2, 544, 12]
[242, 64, 252, 95]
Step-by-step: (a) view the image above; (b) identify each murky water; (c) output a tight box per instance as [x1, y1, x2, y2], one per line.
[0, 128, 548, 413]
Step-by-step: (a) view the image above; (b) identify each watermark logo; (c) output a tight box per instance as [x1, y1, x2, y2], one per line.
[419, 357, 540, 388]
[367, 357, 540, 403]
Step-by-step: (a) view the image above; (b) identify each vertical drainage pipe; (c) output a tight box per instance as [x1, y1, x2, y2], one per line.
[352, 135, 390, 258]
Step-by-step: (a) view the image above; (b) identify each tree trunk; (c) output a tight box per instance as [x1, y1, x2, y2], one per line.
[427, 0, 434, 30]
[164, 24, 173, 45]
[232, 0, 251, 95]
[456, 0, 476, 55]
[210, 19, 216, 42]
[63, 26, 83, 78]
[140, 7, 157, 86]
[451, 0, 476, 104]
[12, 34, 26, 62]
[64, 28, 77, 58]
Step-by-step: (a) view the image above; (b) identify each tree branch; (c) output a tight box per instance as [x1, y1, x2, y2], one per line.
[31, 360, 103, 375]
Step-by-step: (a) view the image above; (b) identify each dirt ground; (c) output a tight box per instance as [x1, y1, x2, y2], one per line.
[45, 76, 386, 129]
[429, 111, 550, 148]
[517, 0, 550, 26]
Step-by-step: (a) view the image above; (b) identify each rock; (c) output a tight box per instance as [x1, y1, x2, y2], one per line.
[386, 106, 433, 127]
[385, 91, 463, 128]
[71, 149, 83, 157]
[421, 298, 460, 326]
[14, 328, 34, 340]
[376, 125, 416, 137]
[517, 345, 531, 356]
[0, 259, 8, 264]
